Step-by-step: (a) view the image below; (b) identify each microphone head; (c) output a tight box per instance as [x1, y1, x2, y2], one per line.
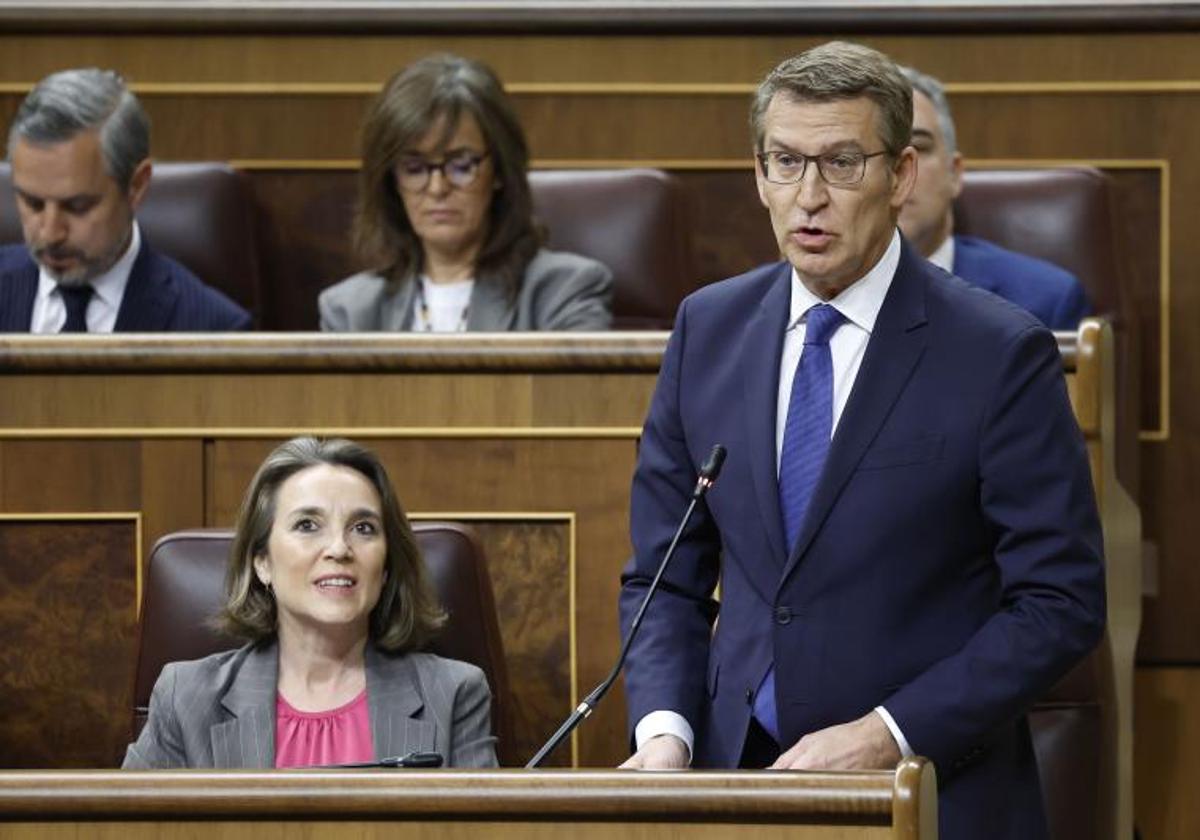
[699, 444, 727, 482]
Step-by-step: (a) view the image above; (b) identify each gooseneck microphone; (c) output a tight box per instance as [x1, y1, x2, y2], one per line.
[525, 444, 727, 768]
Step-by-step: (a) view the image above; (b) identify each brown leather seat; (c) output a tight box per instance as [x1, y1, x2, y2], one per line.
[0, 161, 261, 323]
[529, 169, 695, 329]
[132, 522, 515, 765]
[956, 167, 1123, 317]
[1028, 654, 1110, 840]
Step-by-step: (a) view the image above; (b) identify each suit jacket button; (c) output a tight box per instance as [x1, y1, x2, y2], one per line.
[775, 606, 792, 625]
[745, 688, 753, 704]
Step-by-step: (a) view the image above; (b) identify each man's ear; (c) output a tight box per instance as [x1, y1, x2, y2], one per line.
[890, 145, 919, 209]
[949, 150, 965, 199]
[126, 158, 152, 210]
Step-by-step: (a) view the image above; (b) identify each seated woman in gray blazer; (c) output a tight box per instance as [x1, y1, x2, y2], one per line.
[319, 53, 613, 332]
[124, 437, 498, 769]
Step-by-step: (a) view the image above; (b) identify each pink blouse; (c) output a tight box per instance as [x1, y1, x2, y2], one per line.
[274, 688, 374, 768]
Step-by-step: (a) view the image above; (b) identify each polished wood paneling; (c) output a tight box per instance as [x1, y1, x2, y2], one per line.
[1, 32, 1200, 84]
[0, 372, 651, 429]
[0, 440, 203, 599]
[1135, 666, 1200, 840]
[0, 518, 137, 767]
[470, 520, 572, 767]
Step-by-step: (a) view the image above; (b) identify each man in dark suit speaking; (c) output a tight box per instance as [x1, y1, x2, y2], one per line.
[0, 68, 249, 332]
[618, 41, 1105, 840]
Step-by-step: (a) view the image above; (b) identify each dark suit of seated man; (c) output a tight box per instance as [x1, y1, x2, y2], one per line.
[0, 68, 249, 333]
[897, 65, 1090, 331]
[618, 41, 1105, 840]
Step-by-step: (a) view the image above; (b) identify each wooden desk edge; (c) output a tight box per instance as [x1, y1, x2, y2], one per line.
[0, 331, 1078, 373]
[0, 767, 922, 823]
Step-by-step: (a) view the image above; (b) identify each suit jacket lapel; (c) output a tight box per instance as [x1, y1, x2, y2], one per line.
[114, 244, 176, 331]
[741, 264, 792, 572]
[0, 256, 38, 331]
[366, 647, 435, 759]
[211, 642, 278, 769]
[466, 278, 516, 331]
[383, 280, 417, 331]
[782, 242, 930, 582]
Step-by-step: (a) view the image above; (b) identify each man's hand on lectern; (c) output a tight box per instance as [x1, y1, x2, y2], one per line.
[770, 709, 901, 771]
[619, 734, 690, 770]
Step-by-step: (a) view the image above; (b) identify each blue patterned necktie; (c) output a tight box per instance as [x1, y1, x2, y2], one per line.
[58, 284, 94, 333]
[752, 302, 845, 743]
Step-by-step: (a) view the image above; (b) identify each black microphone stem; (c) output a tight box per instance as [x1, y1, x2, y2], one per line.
[526, 445, 725, 768]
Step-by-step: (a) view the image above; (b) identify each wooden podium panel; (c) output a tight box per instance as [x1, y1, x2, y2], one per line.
[0, 761, 937, 840]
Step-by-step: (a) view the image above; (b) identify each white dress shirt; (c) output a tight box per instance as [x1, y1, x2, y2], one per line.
[30, 222, 141, 334]
[413, 276, 474, 332]
[926, 234, 955, 274]
[636, 229, 914, 762]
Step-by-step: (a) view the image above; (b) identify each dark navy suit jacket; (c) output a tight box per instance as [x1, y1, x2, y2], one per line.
[0, 242, 250, 332]
[620, 238, 1105, 840]
[953, 234, 1089, 331]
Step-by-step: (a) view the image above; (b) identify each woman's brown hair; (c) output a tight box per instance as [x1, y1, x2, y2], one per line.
[352, 53, 541, 299]
[218, 437, 446, 652]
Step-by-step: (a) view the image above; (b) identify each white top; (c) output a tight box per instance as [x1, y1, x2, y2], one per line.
[413, 276, 474, 332]
[636, 230, 914, 763]
[30, 222, 141, 334]
[927, 234, 955, 274]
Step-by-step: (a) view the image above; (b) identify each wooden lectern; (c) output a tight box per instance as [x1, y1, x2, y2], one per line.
[0, 761, 936, 839]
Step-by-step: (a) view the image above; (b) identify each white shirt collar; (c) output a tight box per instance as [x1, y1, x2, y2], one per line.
[927, 233, 955, 274]
[36, 221, 141, 315]
[787, 227, 902, 335]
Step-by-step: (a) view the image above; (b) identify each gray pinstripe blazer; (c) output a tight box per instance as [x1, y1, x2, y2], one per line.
[122, 641, 497, 769]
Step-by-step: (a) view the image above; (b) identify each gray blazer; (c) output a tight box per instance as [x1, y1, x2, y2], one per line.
[318, 248, 613, 332]
[122, 641, 498, 769]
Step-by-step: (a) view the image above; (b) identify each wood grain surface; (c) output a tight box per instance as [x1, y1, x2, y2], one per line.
[0, 519, 138, 767]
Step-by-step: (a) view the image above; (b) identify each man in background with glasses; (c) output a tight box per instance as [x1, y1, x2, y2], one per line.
[897, 65, 1090, 330]
[619, 41, 1104, 840]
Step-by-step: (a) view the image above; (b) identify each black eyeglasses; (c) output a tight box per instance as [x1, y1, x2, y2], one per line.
[395, 151, 490, 192]
[756, 149, 890, 186]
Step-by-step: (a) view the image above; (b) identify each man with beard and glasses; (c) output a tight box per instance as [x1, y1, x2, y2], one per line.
[0, 68, 249, 332]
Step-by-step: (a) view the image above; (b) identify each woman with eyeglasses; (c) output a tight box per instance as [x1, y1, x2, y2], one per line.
[319, 54, 613, 332]
[123, 437, 498, 769]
